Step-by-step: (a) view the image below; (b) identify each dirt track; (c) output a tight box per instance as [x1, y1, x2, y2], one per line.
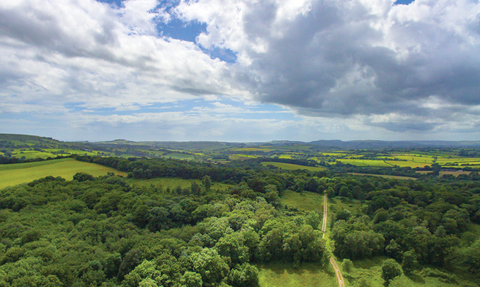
[322, 193, 345, 287]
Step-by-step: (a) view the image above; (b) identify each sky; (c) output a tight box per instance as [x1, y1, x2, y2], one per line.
[1, 0, 480, 142]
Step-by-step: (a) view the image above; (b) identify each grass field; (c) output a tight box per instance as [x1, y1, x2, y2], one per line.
[261, 162, 327, 172]
[230, 148, 273, 152]
[327, 197, 365, 217]
[0, 158, 127, 189]
[229, 154, 258, 160]
[258, 262, 337, 287]
[280, 190, 323, 212]
[345, 256, 480, 287]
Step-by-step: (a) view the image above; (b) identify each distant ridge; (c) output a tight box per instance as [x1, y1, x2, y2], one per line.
[1, 133, 480, 150]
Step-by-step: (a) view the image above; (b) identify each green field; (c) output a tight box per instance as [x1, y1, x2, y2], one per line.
[258, 262, 337, 287]
[280, 190, 323, 212]
[262, 162, 327, 171]
[0, 158, 127, 189]
[230, 147, 273, 152]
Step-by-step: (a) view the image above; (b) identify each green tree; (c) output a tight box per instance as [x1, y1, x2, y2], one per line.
[326, 186, 335, 198]
[342, 259, 353, 273]
[189, 248, 229, 286]
[382, 259, 402, 286]
[202, 175, 212, 193]
[180, 271, 202, 287]
[401, 250, 419, 274]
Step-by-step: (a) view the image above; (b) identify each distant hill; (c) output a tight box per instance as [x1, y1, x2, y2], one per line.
[2, 133, 480, 151]
[308, 140, 480, 149]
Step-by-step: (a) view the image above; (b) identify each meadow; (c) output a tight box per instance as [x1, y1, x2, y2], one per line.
[0, 158, 127, 189]
[279, 190, 323, 212]
[162, 152, 195, 160]
[258, 262, 337, 287]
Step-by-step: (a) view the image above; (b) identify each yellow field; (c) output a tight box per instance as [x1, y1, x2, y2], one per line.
[0, 158, 127, 189]
[279, 154, 293, 159]
[229, 154, 258, 160]
[261, 162, 327, 171]
[337, 159, 391, 167]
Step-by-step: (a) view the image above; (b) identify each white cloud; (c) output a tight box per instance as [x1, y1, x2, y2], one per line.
[2, 0, 480, 141]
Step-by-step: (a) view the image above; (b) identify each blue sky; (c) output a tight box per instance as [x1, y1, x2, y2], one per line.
[1, 0, 480, 142]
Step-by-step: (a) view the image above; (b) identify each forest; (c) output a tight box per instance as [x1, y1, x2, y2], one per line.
[0, 152, 479, 287]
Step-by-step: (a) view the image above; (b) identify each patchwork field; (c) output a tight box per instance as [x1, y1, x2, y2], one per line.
[261, 162, 327, 171]
[11, 148, 105, 159]
[0, 158, 127, 189]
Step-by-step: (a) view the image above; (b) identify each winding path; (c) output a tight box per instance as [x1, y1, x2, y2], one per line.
[322, 193, 345, 287]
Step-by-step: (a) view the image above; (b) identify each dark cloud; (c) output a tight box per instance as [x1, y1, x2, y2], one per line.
[228, 0, 480, 131]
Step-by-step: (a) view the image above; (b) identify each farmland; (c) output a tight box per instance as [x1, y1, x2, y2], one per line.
[1, 135, 480, 287]
[0, 158, 127, 189]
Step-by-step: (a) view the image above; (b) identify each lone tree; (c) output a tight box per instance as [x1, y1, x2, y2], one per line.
[382, 259, 402, 286]
[202, 175, 212, 192]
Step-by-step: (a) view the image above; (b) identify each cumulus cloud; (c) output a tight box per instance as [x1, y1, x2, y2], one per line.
[0, 0, 244, 115]
[1, 0, 480, 140]
[176, 0, 480, 133]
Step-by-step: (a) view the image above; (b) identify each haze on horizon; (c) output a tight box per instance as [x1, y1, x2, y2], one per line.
[1, 0, 480, 142]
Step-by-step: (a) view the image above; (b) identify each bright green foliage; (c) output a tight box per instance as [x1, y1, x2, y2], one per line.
[189, 248, 229, 286]
[382, 259, 402, 286]
[342, 259, 353, 273]
[215, 232, 249, 266]
[463, 239, 480, 273]
[227, 263, 259, 287]
[180, 271, 202, 287]
[332, 219, 384, 260]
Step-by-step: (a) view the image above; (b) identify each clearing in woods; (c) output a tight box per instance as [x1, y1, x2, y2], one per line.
[0, 158, 127, 189]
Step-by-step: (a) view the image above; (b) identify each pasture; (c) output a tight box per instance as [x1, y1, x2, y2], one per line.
[0, 158, 127, 189]
[261, 162, 327, 171]
[280, 190, 323, 212]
